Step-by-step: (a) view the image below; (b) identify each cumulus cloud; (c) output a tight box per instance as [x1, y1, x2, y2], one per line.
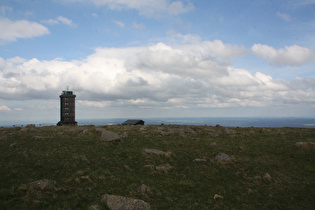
[42, 16, 76, 27]
[252, 44, 315, 66]
[78, 100, 111, 108]
[0, 18, 49, 43]
[70, 0, 194, 18]
[166, 33, 247, 59]
[0, 41, 314, 113]
[204, 40, 247, 60]
[0, 105, 11, 111]
[57, 16, 75, 26]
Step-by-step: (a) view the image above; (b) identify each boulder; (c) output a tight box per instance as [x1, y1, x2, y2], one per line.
[156, 164, 173, 171]
[99, 130, 121, 142]
[277, 129, 286, 135]
[222, 128, 236, 135]
[210, 142, 217, 147]
[27, 180, 51, 190]
[210, 133, 219, 137]
[214, 153, 231, 162]
[143, 165, 154, 169]
[295, 142, 315, 147]
[213, 194, 224, 200]
[82, 129, 91, 135]
[159, 127, 197, 137]
[144, 149, 171, 157]
[193, 158, 207, 162]
[9, 143, 16, 147]
[139, 126, 146, 132]
[261, 172, 272, 180]
[0, 135, 7, 141]
[101, 194, 150, 210]
[17, 184, 28, 191]
[120, 132, 128, 139]
[137, 184, 151, 193]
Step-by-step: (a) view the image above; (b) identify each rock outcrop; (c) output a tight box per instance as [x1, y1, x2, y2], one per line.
[214, 153, 231, 162]
[158, 127, 197, 137]
[144, 149, 171, 157]
[295, 142, 315, 147]
[261, 172, 272, 180]
[137, 184, 151, 194]
[99, 130, 121, 142]
[27, 180, 52, 190]
[156, 163, 173, 171]
[101, 194, 150, 210]
[193, 158, 206, 162]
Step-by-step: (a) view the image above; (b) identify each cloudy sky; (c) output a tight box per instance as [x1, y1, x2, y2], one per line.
[0, 0, 315, 124]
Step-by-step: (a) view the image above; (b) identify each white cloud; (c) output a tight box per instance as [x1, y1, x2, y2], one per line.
[71, 0, 194, 18]
[204, 40, 247, 60]
[57, 16, 75, 26]
[42, 19, 59, 25]
[167, 31, 201, 43]
[42, 16, 76, 27]
[276, 12, 291, 22]
[0, 57, 5, 69]
[133, 22, 145, 30]
[0, 18, 49, 43]
[78, 100, 111, 108]
[1, 41, 314, 113]
[113, 20, 125, 28]
[0, 105, 11, 111]
[166, 33, 247, 58]
[7, 56, 27, 64]
[252, 44, 315, 66]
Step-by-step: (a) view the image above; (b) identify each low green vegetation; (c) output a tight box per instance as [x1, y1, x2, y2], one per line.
[0, 124, 314, 209]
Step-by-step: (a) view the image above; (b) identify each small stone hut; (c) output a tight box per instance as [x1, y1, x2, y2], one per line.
[122, 119, 145, 125]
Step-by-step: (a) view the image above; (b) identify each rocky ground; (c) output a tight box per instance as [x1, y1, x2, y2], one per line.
[0, 124, 314, 209]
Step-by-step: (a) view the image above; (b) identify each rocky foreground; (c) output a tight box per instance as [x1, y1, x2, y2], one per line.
[1, 124, 314, 209]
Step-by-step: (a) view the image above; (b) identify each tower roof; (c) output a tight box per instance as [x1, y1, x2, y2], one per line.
[60, 90, 76, 97]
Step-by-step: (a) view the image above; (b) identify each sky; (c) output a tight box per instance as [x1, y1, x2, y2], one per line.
[0, 0, 315, 124]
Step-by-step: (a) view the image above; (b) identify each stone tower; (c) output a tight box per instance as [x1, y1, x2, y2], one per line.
[57, 90, 77, 126]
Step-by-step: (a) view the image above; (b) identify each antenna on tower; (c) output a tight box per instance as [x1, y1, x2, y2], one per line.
[67, 86, 69, 91]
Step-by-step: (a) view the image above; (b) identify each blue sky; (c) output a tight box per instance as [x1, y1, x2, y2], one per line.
[0, 0, 315, 124]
